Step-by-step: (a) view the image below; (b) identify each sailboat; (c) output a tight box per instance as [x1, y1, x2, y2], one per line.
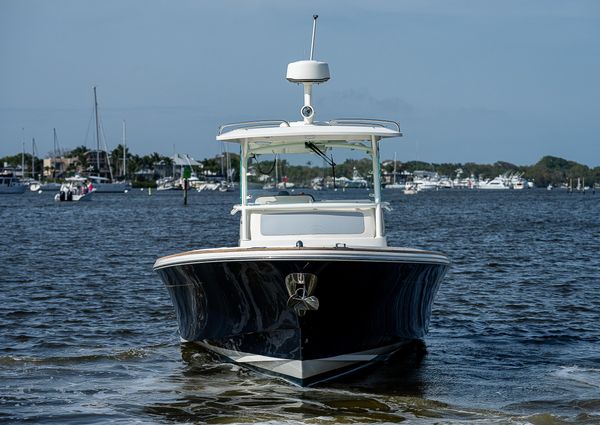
[218, 142, 235, 192]
[86, 87, 131, 193]
[385, 152, 403, 189]
[22, 138, 40, 190]
[30, 129, 62, 192]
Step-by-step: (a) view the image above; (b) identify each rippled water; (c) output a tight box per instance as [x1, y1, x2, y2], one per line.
[1, 189, 599, 424]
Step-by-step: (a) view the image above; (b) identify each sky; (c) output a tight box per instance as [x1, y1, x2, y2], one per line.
[1, 0, 599, 166]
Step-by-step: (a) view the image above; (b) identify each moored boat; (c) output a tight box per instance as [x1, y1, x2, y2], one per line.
[87, 175, 131, 193]
[154, 16, 449, 386]
[30, 181, 62, 192]
[84, 88, 132, 193]
[478, 175, 510, 190]
[0, 173, 27, 194]
[54, 176, 93, 202]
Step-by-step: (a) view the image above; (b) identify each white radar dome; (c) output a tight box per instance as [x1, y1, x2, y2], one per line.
[286, 60, 330, 83]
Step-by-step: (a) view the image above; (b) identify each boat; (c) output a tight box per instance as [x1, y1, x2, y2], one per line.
[154, 16, 449, 386]
[218, 180, 234, 192]
[404, 182, 417, 195]
[512, 180, 527, 190]
[156, 153, 204, 191]
[86, 175, 131, 193]
[478, 175, 510, 190]
[195, 181, 220, 192]
[346, 168, 368, 188]
[385, 153, 404, 189]
[156, 176, 180, 191]
[32, 128, 67, 192]
[412, 171, 439, 191]
[437, 178, 453, 189]
[86, 87, 132, 193]
[385, 182, 404, 189]
[0, 172, 27, 194]
[54, 176, 93, 202]
[276, 179, 295, 190]
[509, 172, 528, 190]
[311, 177, 324, 191]
[30, 181, 62, 192]
[23, 138, 45, 191]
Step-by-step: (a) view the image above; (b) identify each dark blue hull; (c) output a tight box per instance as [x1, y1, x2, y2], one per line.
[156, 254, 448, 385]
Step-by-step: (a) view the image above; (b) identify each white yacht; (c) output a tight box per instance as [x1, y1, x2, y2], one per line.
[0, 173, 27, 194]
[413, 171, 439, 191]
[156, 176, 180, 191]
[478, 175, 510, 190]
[154, 16, 449, 386]
[437, 178, 453, 189]
[512, 180, 527, 190]
[509, 172, 528, 190]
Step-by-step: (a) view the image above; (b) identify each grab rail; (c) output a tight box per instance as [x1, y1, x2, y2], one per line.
[328, 118, 401, 133]
[230, 201, 390, 215]
[218, 118, 401, 135]
[218, 120, 291, 135]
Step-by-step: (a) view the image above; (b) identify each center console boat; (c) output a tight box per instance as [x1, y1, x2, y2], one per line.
[154, 16, 449, 386]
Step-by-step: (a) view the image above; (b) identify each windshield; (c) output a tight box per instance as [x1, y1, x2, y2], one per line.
[245, 148, 376, 201]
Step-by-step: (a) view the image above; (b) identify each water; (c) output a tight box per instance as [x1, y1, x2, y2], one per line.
[1, 189, 599, 424]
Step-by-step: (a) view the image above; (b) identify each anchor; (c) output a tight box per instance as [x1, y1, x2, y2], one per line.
[285, 273, 319, 316]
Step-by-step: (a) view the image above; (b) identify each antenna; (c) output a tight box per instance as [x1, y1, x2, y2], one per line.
[310, 15, 318, 60]
[286, 15, 330, 124]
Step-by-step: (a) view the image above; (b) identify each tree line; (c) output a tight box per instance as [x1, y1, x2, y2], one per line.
[1, 146, 597, 188]
[254, 155, 600, 187]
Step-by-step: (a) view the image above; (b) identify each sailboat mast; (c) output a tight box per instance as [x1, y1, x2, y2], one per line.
[172, 144, 176, 177]
[21, 128, 25, 178]
[53, 128, 57, 179]
[225, 142, 231, 184]
[122, 120, 126, 178]
[393, 152, 397, 185]
[220, 143, 224, 177]
[94, 86, 101, 175]
[31, 138, 35, 180]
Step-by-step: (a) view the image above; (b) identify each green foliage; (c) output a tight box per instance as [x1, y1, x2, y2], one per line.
[1, 148, 597, 188]
[524, 156, 595, 187]
[0, 152, 45, 178]
[201, 153, 240, 176]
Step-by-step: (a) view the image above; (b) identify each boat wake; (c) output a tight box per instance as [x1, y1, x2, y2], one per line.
[0, 346, 160, 365]
[553, 366, 600, 388]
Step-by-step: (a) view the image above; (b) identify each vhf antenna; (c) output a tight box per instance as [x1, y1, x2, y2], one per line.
[310, 15, 318, 60]
[286, 14, 329, 124]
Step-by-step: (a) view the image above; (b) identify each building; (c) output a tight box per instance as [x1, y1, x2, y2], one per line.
[42, 156, 77, 179]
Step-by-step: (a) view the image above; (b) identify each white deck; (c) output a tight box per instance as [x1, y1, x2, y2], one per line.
[232, 196, 387, 248]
